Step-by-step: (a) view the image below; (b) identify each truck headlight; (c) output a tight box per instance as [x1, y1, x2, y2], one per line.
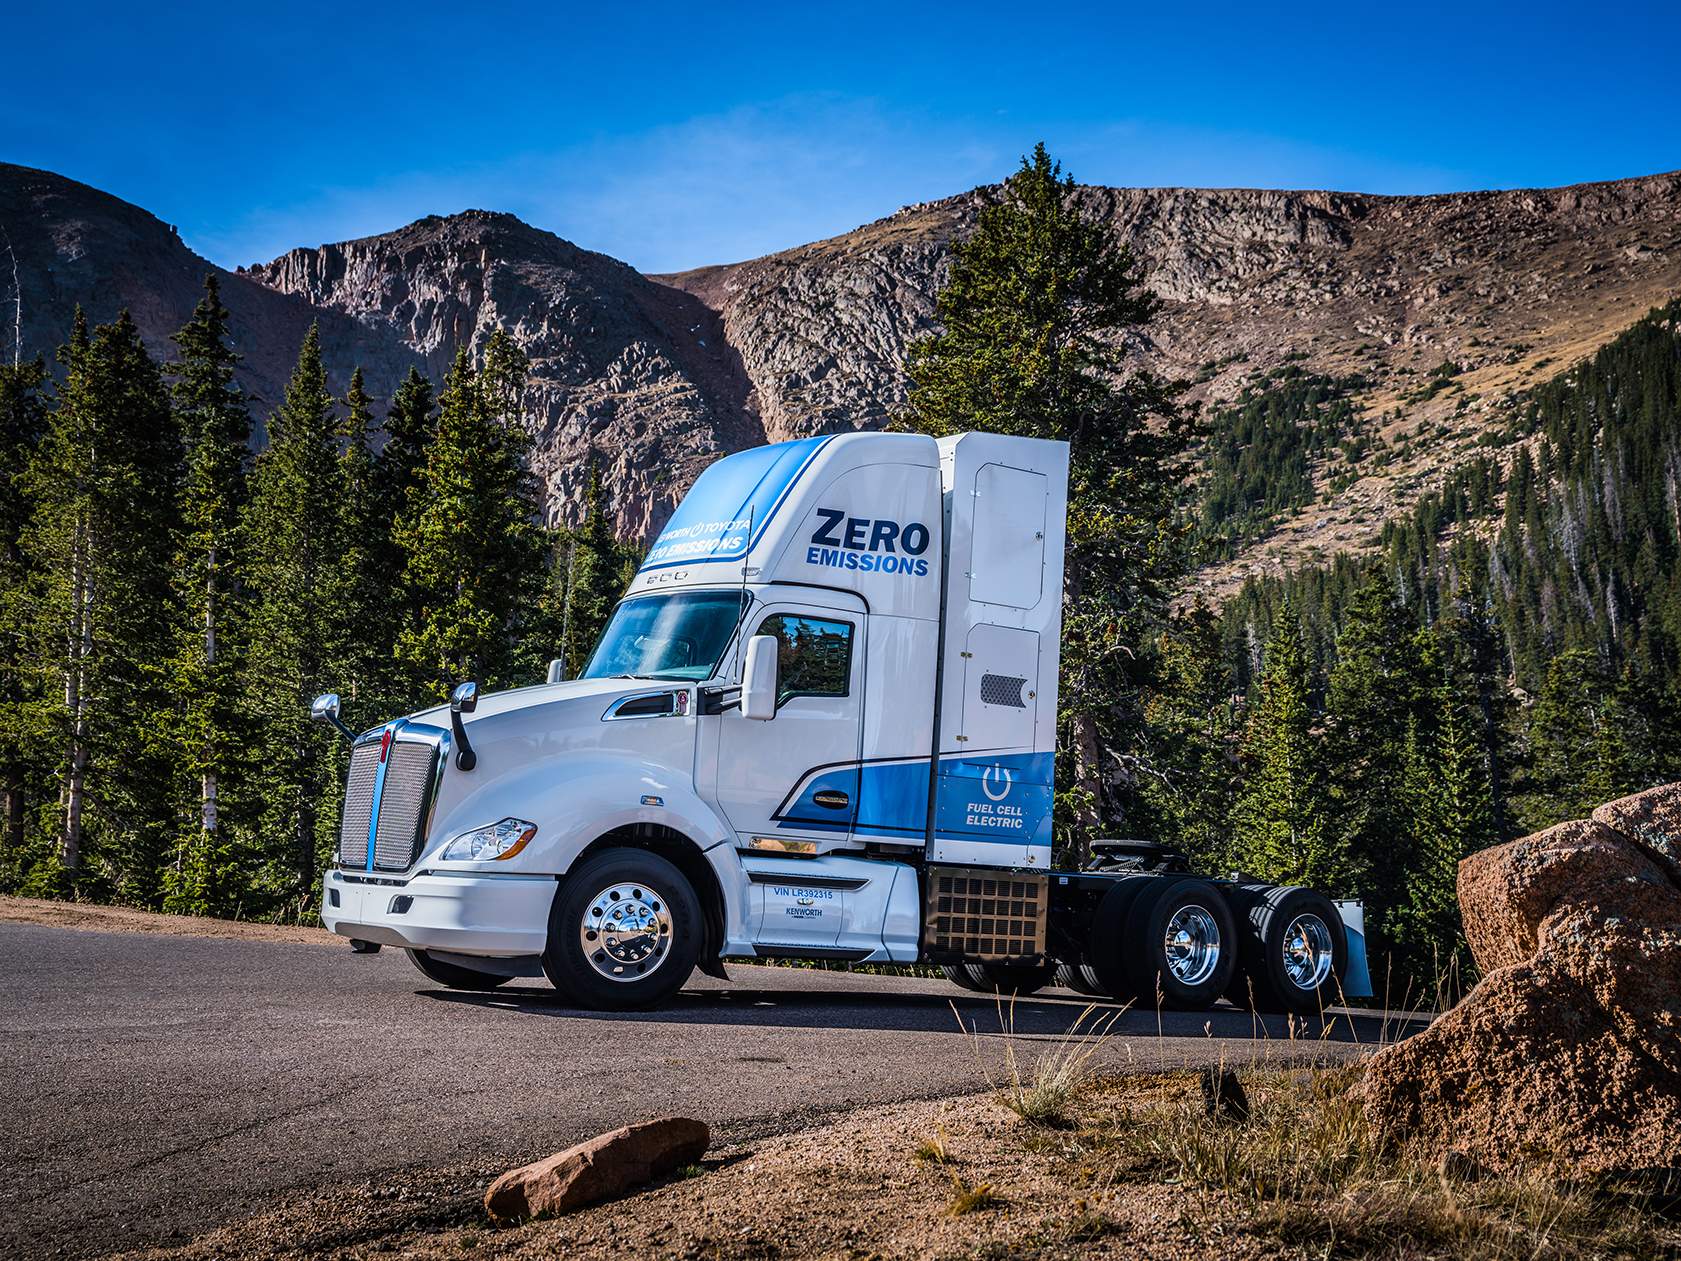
[441, 818, 537, 862]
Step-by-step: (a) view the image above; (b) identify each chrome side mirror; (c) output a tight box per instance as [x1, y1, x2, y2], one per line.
[449, 681, 479, 770]
[310, 693, 353, 743]
[546, 658, 565, 685]
[742, 636, 778, 721]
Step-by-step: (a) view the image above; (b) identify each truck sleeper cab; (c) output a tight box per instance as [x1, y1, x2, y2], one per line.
[320, 430, 1373, 1016]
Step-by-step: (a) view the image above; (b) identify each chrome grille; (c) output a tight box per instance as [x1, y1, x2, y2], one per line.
[372, 740, 440, 871]
[339, 743, 380, 867]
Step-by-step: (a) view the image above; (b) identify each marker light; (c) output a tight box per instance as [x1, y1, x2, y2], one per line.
[441, 818, 537, 862]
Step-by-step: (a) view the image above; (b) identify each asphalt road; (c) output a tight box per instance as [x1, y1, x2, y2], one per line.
[0, 922, 1423, 1259]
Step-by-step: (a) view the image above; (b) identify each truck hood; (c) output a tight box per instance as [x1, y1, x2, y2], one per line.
[398, 675, 678, 733]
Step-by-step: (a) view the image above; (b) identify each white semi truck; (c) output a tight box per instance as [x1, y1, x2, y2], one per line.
[318, 431, 1372, 1015]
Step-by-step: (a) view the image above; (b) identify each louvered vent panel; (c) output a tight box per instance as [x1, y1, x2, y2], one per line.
[372, 741, 439, 871]
[339, 743, 380, 867]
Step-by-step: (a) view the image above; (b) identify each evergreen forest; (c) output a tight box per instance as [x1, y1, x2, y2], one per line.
[0, 282, 640, 921]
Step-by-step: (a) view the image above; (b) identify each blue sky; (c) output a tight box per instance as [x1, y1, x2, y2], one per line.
[6, 1, 1678, 274]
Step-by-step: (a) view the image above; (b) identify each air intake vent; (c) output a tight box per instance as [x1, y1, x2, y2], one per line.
[339, 743, 380, 867]
[372, 741, 441, 871]
[979, 673, 1027, 708]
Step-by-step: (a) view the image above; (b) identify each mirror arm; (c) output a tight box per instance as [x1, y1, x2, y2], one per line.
[451, 712, 476, 770]
[324, 714, 354, 744]
[450, 681, 479, 771]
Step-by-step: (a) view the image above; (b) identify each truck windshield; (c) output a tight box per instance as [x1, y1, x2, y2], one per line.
[580, 591, 750, 682]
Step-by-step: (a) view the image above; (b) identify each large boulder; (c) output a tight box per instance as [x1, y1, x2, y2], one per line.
[485, 1117, 710, 1220]
[1360, 783, 1681, 1174]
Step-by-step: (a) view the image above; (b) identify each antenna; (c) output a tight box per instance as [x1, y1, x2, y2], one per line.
[730, 504, 755, 682]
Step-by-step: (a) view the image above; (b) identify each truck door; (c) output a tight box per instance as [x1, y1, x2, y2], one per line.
[707, 599, 865, 847]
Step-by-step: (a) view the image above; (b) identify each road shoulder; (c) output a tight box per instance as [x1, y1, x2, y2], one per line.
[0, 894, 336, 946]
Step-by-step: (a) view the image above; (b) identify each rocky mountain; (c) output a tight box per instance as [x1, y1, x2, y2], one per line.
[4, 161, 1678, 560]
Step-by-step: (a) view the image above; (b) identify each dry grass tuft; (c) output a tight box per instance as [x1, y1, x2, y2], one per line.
[954, 998, 1126, 1127]
[911, 1126, 951, 1164]
[1108, 1065, 1668, 1260]
[945, 1178, 998, 1217]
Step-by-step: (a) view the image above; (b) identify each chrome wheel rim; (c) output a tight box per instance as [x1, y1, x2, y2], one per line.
[1282, 914, 1334, 991]
[1163, 904, 1221, 986]
[579, 882, 671, 982]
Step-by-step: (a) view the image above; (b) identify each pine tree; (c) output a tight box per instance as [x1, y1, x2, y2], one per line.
[0, 354, 49, 877]
[1137, 599, 1241, 874]
[1324, 572, 1434, 929]
[159, 278, 254, 914]
[903, 143, 1199, 858]
[330, 365, 397, 722]
[1392, 690, 1492, 995]
[20, 310, 180, 894]
[243, 325, 350, 912]
[1231, 603, 1341, 888]
[395, 335, 546, 698]
[371, 365, 437, 696]
[557, 463, 631, 678]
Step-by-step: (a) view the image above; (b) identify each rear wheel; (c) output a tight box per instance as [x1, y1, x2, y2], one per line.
[1054, 961, 1109, 997]
[1122, 878, 1237, 1011]
[972, 962, 1056, 995]
[405, 948, 514, 991]
[543, 848, 703, 1011]
[941, 964, 989, 992]
[1226, 887, 1346, 1016]
[1087, 875, 1165, 1004]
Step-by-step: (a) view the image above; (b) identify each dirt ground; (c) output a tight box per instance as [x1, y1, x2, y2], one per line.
[0, 894, 337, 944]
[104, 1081, 1278, 1261]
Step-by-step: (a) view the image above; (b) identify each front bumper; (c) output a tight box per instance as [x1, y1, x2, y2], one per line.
[321, 868, 556, 956]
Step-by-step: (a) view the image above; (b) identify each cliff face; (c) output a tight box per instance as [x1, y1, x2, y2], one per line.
[250, 212, 766, 536]
[5, 160, 1679, 557]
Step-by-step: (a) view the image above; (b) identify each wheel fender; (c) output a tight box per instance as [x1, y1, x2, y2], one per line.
[423, 755, 753, 954]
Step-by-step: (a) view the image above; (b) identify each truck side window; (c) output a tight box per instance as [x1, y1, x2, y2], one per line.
[754, 615, 852, 704]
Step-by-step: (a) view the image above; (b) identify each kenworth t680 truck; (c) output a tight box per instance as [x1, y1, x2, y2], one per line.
[318, 431, 1372, 1015]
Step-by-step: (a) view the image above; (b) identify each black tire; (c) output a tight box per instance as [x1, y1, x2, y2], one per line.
[1226, 886, 1347, 1017]
[1087, 874, 1165, 1003]
[405, 948, 514, 991]
[1121, 878, 1238, 1011]
[1054, 961, 1109, 997]
[941, 964, 989, 992]
[972, 962, 1056, 995]
[1220, 884, 1273, 1011]
[542, 847, 704, 1011]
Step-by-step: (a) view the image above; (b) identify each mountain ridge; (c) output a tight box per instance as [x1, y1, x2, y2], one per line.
[4, 161, 1678, 569]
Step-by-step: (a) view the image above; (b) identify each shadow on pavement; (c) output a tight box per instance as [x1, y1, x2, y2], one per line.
[417, 980, 1430, 1047]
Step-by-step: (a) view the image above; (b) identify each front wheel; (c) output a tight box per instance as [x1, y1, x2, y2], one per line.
[543, 848, 703, 1010]
[406, 948, 514, 991]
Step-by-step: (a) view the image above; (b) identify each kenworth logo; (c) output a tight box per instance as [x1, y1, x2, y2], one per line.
[804, 509, 932, 576]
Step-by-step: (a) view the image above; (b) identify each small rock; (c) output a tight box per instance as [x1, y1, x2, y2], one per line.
[1199, 1067, 1248, 1123]
[485, 1116, 709, 1220]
